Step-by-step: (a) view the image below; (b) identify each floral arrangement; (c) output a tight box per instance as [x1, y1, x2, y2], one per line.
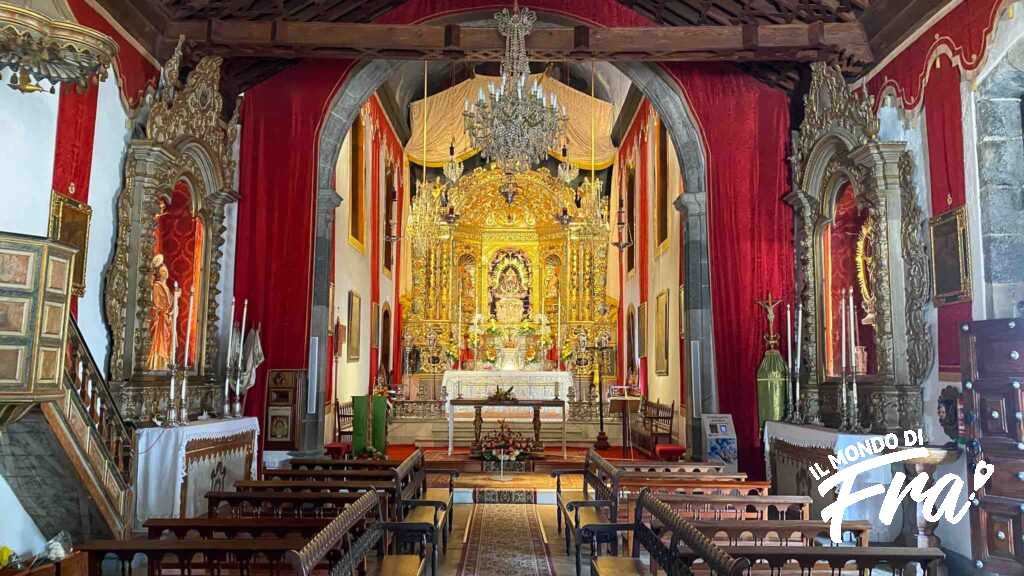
[487, 385, 516, 402]
[480, 420, 538, 461]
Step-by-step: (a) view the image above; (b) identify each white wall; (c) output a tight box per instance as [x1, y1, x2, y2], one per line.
[0, 473, 45, 556]
[0, 69, 59, 237]
[77, 68, 129, 373]
[333, 125, 371, 404]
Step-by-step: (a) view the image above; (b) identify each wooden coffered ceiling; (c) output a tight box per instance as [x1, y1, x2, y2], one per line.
[97, 0, 952, 99]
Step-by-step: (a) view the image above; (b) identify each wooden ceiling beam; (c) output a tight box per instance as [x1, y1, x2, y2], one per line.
[164, 19, 872, 63]
[860, 0, 951, 63]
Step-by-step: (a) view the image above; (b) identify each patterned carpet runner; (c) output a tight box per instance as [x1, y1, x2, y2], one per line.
[472, 488, 536, 504]
[460, 504, 554, 576]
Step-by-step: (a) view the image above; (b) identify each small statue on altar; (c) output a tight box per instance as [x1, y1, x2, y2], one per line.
[146, 254, 181, 371]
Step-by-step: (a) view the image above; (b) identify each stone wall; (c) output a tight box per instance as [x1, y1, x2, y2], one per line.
[976, 42, 1024, 318]
[0, 408, 111, 545]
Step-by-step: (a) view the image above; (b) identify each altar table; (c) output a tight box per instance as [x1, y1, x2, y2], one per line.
[441, 370, 572, 404]
[448, 399, 567, 457]
[764, 421, 898, 542]
[134, 417, 259, 528]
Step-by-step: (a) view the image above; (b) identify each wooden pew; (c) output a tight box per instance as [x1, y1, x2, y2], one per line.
[79, 538, 308, 576]
[287, 490, 430, 576]
[615, 462, 727, 475]
[144, 517, 331, 540]
[588, 488, 750, 576]
[675, 546, 945, 575]
[392, 449, 460, 560]
[629, 398, 676, 457]
[551, 448, 622, 575]
[206, 489, 380, 518]
[646, 493, 813, 521]
[686, 520, 872, 547]
[289, 456, 402, 470]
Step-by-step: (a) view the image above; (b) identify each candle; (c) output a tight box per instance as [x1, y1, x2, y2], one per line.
[236, 299, 248, 399]
[224, 297, 236, 408]
[182, 288, 194, 406]
[786, 303, 793, 377]
[795, 303, 802, 407]
[849, 288, 858, 376]
[169, 281, 179, 404]
[839, 291, 847, 414]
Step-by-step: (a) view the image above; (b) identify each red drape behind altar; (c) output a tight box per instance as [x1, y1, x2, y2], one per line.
[665, 63, 794, 479]
[236, 60, 353, 433]
[924, 55, 972, 374]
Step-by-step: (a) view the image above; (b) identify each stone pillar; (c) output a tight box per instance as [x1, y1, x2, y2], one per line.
[677, 192, 716, 453]
[298, 188, 341, 455]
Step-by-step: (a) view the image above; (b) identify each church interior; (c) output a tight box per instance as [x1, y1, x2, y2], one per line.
[0, 0, 1022, 574]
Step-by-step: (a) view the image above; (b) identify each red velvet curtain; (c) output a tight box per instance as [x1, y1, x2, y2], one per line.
[924, 55, 971, 374]
[51, 83, 98, 317]
[236, 60, 354, 432]
[666, 63, 794, 479]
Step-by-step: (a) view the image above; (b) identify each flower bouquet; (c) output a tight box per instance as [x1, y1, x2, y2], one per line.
[479, 420, 538, 462]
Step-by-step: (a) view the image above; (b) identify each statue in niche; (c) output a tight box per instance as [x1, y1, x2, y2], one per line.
[459, 259, 476, 324]
[146, 254, 181, 371]
[544, 257, 560, 316]
[494, 266, 527, 324]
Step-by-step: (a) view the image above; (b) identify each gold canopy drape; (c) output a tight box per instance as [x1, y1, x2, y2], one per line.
[406, 73, 616, 170]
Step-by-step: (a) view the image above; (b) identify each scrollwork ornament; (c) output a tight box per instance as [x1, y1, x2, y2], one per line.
[899, 152, 934, 388]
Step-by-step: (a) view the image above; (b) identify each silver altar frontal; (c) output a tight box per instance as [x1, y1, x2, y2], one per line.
[442, 370, 572, 414]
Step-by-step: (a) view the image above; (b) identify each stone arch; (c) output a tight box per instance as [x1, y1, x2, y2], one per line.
[307, 9, 714, 442]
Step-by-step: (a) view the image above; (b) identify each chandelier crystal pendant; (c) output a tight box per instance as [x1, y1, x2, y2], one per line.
[0, 0, 118, 93]
[463, 5, 568, 184]
[443, 139, 463, 185]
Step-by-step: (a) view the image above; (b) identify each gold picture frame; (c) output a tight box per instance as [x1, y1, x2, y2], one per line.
[347, 291, 361, 362]
[48, 189, 92, 297]
[655, 289, 670, 376]
[929, 206, 972, 306]
[370, 301, 380, 350]
[638, 301, 648, 358]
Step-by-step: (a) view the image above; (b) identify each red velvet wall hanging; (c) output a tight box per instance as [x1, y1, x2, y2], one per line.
[925, 55, 972, 374]
[235, 59, 355, 430]
[156, 180, 203, 367]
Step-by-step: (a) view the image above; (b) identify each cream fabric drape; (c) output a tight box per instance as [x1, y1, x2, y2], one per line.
[406, 73, 615, 169]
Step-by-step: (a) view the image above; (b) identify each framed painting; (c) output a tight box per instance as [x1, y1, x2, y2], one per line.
[48, 190, 92, 296]
[929, 206, 972, 306]
[348, 114, 366, 253]
[638, 302, 648, 358]
[264, 369, 303, 450]
[347, 291, 361, 362]
[655, 289, 670, 376]
[370, 301, 380, 350]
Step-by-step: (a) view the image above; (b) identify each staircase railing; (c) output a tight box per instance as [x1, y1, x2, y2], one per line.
[41, 316, 134, 536]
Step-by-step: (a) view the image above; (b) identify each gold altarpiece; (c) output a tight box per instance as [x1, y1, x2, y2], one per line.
[401, 166, 617, 380]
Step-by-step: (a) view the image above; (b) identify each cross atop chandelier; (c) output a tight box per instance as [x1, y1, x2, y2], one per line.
[463, 4, 569, 202]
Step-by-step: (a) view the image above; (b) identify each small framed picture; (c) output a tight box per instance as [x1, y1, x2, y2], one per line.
[930, 206, 972, 306]
[267, 406, 293, 442]
[638, 302, 648, 358]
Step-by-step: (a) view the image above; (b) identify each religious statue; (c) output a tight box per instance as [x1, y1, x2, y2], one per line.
[146, 254, 181, 371]
[494, 267, 527, 324]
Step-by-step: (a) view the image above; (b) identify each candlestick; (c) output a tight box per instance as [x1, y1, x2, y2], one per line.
[785, 303, 793, 418]
[839, 290, 848, 429]
[849, 287, 861, 431]
[168, 282, 180, 425]
[223, 298, 235, 417]
[795, 302, 805, 422]
[181, 288, 194, 422]
[235, 299, 248, 417]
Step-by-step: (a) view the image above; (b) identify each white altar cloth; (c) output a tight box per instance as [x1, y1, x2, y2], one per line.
[134, 417, 259, 527]
[764, 421, 900, 542]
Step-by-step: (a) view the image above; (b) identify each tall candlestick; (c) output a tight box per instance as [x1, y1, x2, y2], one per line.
[224, 298, 235, 416]
[795, 302, 802, 413]
[785, 303, 793, 419]
[181, 288, 194, 419]
[839, 291, 847, 423]
[236, 299, 248, 400]
[169, 281, 179, 407]
[849, 286, 859, 429]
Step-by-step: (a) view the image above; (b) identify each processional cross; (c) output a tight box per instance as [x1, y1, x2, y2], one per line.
[756, 292, 782, 350]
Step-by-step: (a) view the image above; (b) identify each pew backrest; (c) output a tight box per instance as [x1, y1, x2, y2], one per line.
[286, 490, 382, 576]
[649, 493, 812, 521]
[686, 520, 872, 547]
[675, 545, 945, 575]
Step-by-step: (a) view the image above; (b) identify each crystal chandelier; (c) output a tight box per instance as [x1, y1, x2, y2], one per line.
[557, 142, 579, 185]
[0, 0, 118, 93]
[443, 139, 463, 185]
[463, 5, 568, 181]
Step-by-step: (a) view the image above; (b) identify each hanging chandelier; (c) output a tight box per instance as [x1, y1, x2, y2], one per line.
[463, 5, 567, 180]
[0, 0, 118, 93]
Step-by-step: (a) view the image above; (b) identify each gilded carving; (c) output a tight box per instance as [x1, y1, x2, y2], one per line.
[104, 37, 239, 419]
[899, 152, 935, 388]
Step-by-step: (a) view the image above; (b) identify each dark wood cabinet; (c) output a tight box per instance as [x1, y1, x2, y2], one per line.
[963, 318, 1024, 575]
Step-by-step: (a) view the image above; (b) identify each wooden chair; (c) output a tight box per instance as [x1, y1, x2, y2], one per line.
[324, 400, 353, 459]
[551, 448, 622, 575]
[630, 398, 684, 459]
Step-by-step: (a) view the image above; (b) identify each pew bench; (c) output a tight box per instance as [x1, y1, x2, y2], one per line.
[144, 517, 331, 540]
[686, 520, 872, 547]
[552, 448, 623, 575]
[206, 489, 381, 518]
[286, 490, 431, 576]
[588, 488, 750, 576]
[675, 546, 945, 575]
[394, 450, 460, 558]
[616, 462, 726, 475]
[79, 537, 310, 576]
[647, 493, 813, 521]
[629, 398, 681, 459]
